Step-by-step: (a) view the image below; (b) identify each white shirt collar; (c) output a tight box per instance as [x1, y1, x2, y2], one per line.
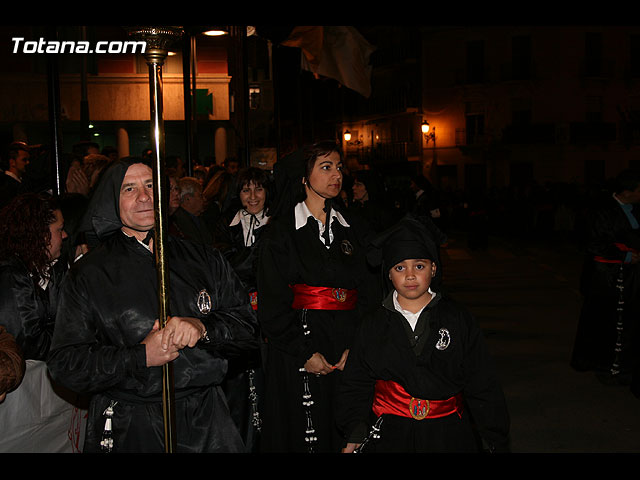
[230, 209, 269, 246]
[294, 201, 349, 230]
[34, 259, 58, 290]
[392, 288, 433, 331]
[122, 229, 152, 252]
[5, 171, 21, 183]
[229, 209, 269, 227]
[294, 201, 350, 248]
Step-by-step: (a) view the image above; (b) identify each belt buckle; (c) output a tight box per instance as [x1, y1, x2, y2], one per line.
[409, 397, 430, 420]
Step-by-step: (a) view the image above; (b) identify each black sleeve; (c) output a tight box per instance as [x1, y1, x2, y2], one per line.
[198, 247, 260, 358]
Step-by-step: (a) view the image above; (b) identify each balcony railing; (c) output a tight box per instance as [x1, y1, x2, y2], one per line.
[346, 141, 420, 165]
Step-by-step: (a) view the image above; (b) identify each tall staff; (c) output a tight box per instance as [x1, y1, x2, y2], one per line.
[125, 25, 183, 454]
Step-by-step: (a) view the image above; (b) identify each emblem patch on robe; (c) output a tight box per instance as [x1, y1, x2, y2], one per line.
[435, 328, 450, 350]
[332, 288, 347, 302]
[249, 291, 258, 310]
[197, 289, 212, 314]
[409, 397, 430, 420]
[340, 240, 354, 256]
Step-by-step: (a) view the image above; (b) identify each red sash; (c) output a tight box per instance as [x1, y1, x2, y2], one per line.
[372, 380, 463, 420]
[290, 284, 357, 310]
[594, 243, 638, 264]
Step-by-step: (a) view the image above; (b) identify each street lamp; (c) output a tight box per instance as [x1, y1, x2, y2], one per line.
[422, 120, 435, 144]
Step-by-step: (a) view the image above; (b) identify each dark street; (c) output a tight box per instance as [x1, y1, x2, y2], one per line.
[440, 231, 640, 453]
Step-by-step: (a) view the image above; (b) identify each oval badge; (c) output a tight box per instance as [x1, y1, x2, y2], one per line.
[436, 328, 450, 351]
[409, 397, 430, 420]
[340, 240, 354, 256]
[197, 289, 212, 314]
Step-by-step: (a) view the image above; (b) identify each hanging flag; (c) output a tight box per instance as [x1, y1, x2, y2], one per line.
[280, 26, 325, 71]
[301, 26, 375, 98]
[277, 26, 376, 98]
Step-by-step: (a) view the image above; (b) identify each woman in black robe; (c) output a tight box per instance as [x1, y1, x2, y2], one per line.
[257, 141, 379, 453]
[216, 167, 271, 452]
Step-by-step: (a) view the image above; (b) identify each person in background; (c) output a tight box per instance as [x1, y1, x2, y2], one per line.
[348, 169, 394, 235]
[0, 193, 84, 453]
[0, 141, 32, 208]
[216, 166, 272, 452]
[170, 176, 215, 245]
[0, 193, 67, 360]
[571, 168, 640, 391]
[0, 325, 26, 404]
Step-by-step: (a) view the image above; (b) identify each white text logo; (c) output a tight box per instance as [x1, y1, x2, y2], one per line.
[11, 37, 147, 54]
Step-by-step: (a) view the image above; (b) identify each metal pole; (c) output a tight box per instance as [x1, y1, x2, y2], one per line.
[46, 27, 63, 196]
[80, 26, 90, 142]
[182, 32, 195, 176]
[125, 25, 183, 453]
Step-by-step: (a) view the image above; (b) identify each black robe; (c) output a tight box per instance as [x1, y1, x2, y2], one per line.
[47, 158, 259, 453]
[0, 256, 66, 361]
[217, 212, 268, 452]
[48, 231, 259, 453]
[256, 207, 379, 453]
[170, 206, 215, 245]
[335, 291, 510, 453]
[571, 195, 640, 376]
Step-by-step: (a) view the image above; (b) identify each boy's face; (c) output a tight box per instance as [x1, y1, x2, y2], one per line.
[389, 258, 436, 302]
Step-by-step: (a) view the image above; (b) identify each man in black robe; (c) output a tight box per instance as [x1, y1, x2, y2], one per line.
[47, 157, 259, 453]
[571, 168, 640, 388]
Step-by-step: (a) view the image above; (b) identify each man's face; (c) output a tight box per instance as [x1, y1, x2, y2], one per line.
[181, 185, 205, 216]
[119, 163, 155, 239]
[226, 161, 239, 176]
[11, 150, 30, 177]
[47, 209, 67, 261]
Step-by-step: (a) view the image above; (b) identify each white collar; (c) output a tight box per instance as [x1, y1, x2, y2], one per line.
[294, 200, 349, 231]
[230, 209, 270, 247]
[122, 229, 152, 252]
[393, 288, 433, 331]
[5, 171, 21, 183]
[229, 209, 269, 227]
[34, 259, 58, 290]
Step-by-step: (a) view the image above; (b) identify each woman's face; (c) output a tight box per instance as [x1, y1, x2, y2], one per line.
[239, 181, 266, 215]
[305, 151, 343, 200]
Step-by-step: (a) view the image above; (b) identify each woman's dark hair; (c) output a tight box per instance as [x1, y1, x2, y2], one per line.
[0, 192, 60, 279]
[236, 167, 270, 194]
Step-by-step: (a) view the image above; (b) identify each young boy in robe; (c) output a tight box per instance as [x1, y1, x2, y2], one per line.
[336, 215, 510, 453]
